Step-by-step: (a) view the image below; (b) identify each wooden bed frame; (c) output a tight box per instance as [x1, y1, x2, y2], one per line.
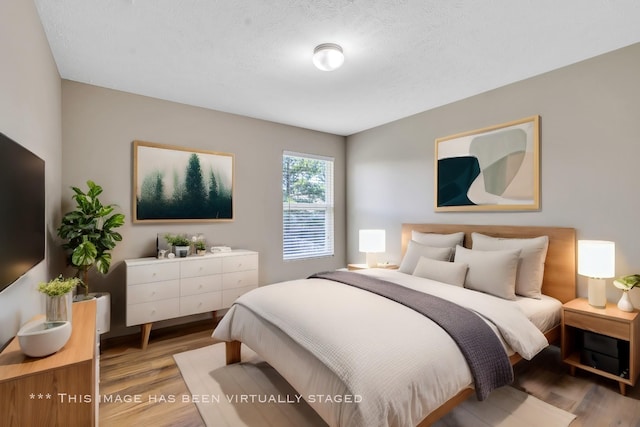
[226, 223, 577, 427]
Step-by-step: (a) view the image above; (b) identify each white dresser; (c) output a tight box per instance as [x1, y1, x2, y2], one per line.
[125, 249, 258, 349]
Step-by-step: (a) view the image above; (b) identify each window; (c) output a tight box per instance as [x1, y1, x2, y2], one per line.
[283, 151, 334, 260]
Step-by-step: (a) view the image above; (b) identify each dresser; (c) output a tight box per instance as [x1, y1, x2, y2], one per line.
[0, 299, 97, 427]
[125, 249, 258, 349]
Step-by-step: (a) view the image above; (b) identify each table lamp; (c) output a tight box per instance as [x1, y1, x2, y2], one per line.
[359, 229, 385, 268]
[578, 240, 615, 308]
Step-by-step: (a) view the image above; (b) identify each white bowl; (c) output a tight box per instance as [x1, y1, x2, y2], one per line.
[17, 318, 72, 357]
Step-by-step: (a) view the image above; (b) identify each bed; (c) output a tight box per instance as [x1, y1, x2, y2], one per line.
[213, 224, 576, 426]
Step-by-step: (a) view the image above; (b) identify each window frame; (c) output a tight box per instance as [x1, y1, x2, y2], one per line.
[282, 151, 335, 261]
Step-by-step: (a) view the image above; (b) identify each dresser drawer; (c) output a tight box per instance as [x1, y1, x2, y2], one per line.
[127, 262, 180, 285]
[126, 298, 180, 326]
[180, 292, 223, 315]
[564, 310, 630, 340]
[181, 275, 222, 296]
[222, 254, 258, 273]
[223, 270, 258, 290]
[127, 279, 180, 305]
[181, 257, 222, 278]
[222, 285, 258, 307]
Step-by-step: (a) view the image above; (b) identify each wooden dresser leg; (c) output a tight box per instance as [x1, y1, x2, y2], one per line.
[226, 341, 241, 365]
[619, 382, 627, 396]
[141, 323, 152, 350]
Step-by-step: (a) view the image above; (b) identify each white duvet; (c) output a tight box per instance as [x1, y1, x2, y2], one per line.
[213, 269, 549, 427]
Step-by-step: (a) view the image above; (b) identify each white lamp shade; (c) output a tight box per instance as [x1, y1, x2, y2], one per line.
[359, 229, 385, 253]
[313, 43, 344, 71]
[578, 240, 615, 278]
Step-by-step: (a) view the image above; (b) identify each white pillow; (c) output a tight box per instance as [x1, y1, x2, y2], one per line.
[411, 231, 464, 259]
[454, 245, 521, 300]
[399, 240, 453, 274]
[412, 256, 468, 287]
[471, 232, 549, 299]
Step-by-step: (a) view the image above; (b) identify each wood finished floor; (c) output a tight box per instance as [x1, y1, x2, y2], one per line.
[99, 321, 640, 427]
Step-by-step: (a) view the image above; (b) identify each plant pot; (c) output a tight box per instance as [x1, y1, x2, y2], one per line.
[174, 245, 190, 257]
[617, 290, 634, 312]
[196, 249, 206, 256]
[45, 292, 72, 327]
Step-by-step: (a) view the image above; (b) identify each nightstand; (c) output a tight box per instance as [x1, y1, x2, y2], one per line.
[561, 298, 639, 395]
[347, 263, 399, 271]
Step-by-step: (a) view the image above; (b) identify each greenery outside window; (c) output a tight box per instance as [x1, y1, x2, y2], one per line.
[282, 151, 334, 260]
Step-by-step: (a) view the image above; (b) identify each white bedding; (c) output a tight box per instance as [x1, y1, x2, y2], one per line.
[213, 269, 556, 427]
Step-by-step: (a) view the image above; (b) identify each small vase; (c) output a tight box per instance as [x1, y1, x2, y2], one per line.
[174, 245, 190, 257]
[45, 292, 72, 328]
[617, 290, 634, 312]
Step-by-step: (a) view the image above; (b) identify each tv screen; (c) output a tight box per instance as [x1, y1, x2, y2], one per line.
[0, 132, 45, 292]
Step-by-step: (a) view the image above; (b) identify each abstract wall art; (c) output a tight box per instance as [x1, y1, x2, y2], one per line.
[435, 115, 540, 212]
[133, 141, 234, 222]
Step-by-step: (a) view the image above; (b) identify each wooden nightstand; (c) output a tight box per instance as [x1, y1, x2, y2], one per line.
[561, 298, 639, 395]
[347, 263, 399, 271]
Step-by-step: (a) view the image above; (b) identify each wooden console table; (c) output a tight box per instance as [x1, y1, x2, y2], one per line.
[0, 299, 97, 426]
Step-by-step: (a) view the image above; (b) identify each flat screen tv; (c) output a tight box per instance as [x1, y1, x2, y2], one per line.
[0, 132, 45, 292]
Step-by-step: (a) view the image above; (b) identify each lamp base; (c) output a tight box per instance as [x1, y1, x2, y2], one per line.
[365, 252, 378, 268]
[588, 278, 606, 308]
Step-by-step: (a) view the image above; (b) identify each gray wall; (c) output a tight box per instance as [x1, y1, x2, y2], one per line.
[347, 43, 640, 307]
[62, 81, 346, 338]
[0, 0, 62, 347]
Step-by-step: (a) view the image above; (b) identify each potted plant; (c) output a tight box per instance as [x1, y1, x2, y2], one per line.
[165, 234, 191, 257]
[613, 274, 640, 312]
[194, 240, 207, 256]
[57, 180, 125, 299]
[38, 275, 81, 326]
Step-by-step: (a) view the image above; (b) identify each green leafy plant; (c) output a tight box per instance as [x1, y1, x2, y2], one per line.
[164, 234, 191, 247]
[613, 274, 640, 291]
[57, 180, 125, 297]
[194, 240, 207, 251]
[37, 275, 82, 297]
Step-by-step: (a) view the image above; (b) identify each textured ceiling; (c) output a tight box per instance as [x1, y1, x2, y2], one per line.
[35, 0, 640, 136]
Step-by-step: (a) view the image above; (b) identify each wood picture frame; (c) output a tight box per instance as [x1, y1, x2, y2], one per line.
[435, 115, 540, 212]
[133, 140, 234, 223]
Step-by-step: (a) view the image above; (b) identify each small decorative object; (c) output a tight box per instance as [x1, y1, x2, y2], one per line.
[167, 252, 175, 259]
[164, 234, 191, 257]
[194, 240, 207, 256]
[18, 318, 71, 357]
[38, 276, 80, 327]
[613, 274, 640, 312]
[158, 249, 167, 259]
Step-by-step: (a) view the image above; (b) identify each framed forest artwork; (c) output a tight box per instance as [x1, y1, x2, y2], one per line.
[133, 141, 234, 222]
[435, 115, 540, 212]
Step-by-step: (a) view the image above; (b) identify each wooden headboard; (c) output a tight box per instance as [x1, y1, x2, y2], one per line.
[401, 224, 576, 303]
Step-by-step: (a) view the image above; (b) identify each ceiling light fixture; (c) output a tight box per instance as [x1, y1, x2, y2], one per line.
[313, 43, 344, 71]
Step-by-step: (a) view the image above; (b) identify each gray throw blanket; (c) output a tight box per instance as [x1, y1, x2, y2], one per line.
[309, 271, 513, 400]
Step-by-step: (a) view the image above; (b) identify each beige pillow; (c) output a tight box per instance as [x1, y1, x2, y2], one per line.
[471, 232, 549, 299]
[411, 231, 464, 259]
[454, 245, 521, 300]
[399, 240, 453, 274]
[413, 256, 468, 287]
